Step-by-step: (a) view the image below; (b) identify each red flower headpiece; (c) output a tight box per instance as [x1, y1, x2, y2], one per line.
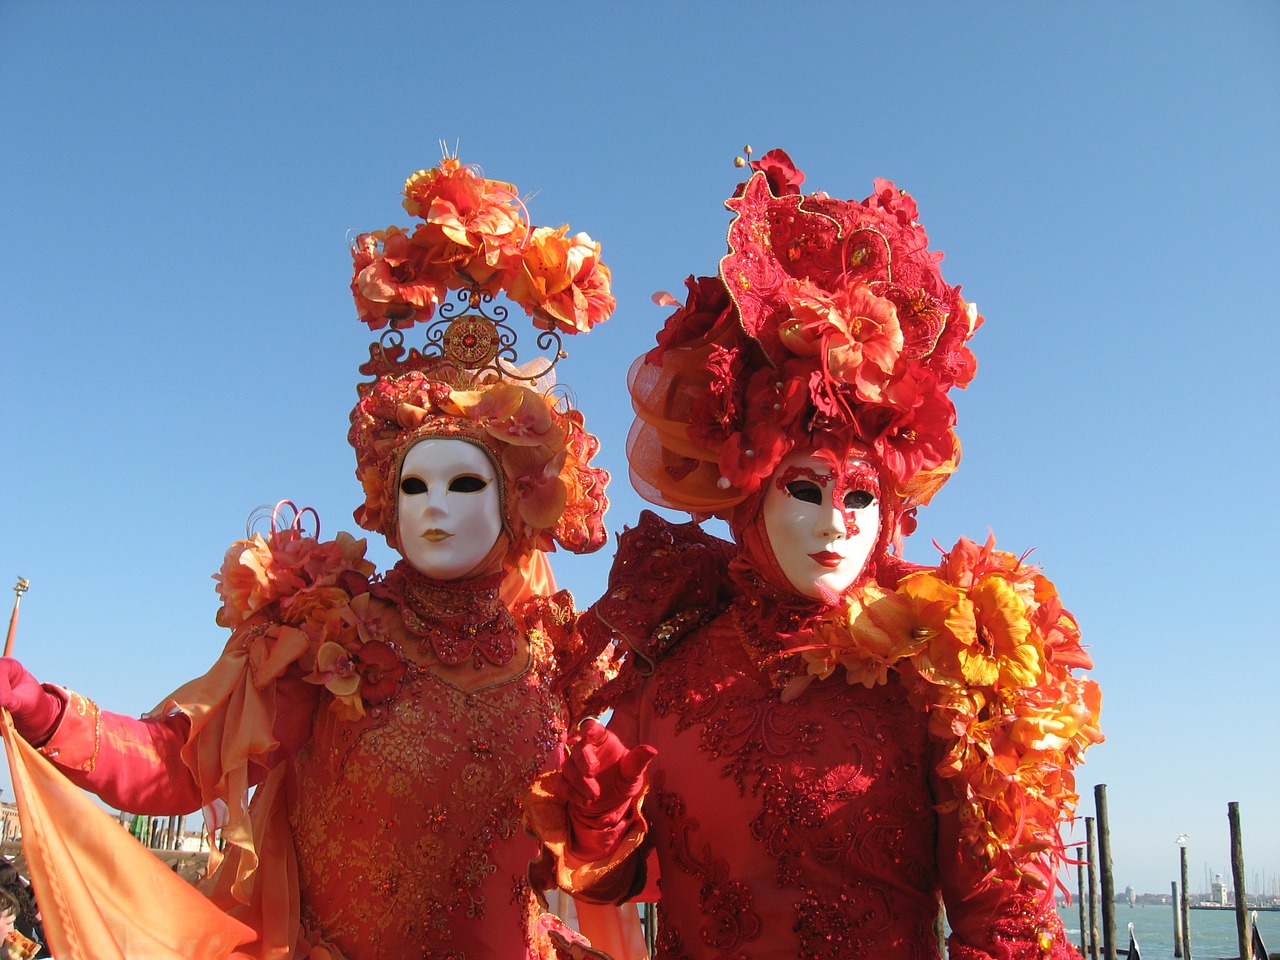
[628, 149, 981, 531]
[348, 158, 612, 562]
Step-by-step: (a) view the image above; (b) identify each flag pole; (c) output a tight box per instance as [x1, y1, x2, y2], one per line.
[4, 577, 30, 658]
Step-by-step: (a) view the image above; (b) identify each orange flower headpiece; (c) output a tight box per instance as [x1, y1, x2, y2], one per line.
[628, 149, 982, 532]
[351, 156, 615, 336]
[349, 363, 608, 559]
[348, 158, 612, 562]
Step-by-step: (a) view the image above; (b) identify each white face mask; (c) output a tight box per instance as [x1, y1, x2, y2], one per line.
[761, 449, 881, 599]
[396, 438, 503, 580]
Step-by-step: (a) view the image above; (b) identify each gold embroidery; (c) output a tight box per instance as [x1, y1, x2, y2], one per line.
[288, 628, 565, 955]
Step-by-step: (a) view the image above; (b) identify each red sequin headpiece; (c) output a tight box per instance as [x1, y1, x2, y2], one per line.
[628, 148, 981, 532]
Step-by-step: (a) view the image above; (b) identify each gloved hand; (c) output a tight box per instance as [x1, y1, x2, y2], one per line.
[0, 657, 66, 745]
[564, 718, 657, 861]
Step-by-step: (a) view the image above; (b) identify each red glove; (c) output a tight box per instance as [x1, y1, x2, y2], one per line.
[564, 719, 657, 861]
[0, 658, 67, 745]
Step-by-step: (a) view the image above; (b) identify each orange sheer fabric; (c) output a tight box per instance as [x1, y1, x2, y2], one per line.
[1, 710, 257, 960]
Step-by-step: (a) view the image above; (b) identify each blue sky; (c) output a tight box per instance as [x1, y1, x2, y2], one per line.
[2, 3, 1277, 898]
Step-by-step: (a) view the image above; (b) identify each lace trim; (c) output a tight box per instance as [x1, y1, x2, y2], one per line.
[724, 567, 832, 690]
[379, 562, 518, 668]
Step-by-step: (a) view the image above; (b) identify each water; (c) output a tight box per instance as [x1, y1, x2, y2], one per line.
[1058, 903, 1280, 959]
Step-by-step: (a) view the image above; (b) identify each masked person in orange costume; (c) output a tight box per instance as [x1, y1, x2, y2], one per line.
[0, 158, 624, 960]
[528, 150, 1104, 959]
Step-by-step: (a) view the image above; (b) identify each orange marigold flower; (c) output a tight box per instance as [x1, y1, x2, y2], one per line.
[509, 226, 616, 335]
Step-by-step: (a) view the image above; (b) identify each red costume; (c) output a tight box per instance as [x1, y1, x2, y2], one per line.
[528, 151, 1103, 960]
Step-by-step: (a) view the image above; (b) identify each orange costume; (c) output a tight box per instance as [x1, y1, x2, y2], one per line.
[4, 157, 621, 960]
[37, 563, 604, 958]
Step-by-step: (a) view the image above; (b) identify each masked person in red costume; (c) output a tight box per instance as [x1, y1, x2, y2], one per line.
[527, 150, 1104, 959]
[0, 158, 625, 960]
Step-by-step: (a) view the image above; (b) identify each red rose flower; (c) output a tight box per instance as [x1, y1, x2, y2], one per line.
[749, 148, 805, 196]
[647, 275, 735, 363]
[357, 640, 407, 704]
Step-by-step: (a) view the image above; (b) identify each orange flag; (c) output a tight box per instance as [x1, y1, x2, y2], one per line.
[1, 710, 258, 960]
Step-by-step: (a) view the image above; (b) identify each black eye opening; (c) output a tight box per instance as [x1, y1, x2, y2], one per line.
[843, 489, 876, 510]
[785, 480, 823, 505]
[449, 475, 489, 493]
[400, 476, 428, 495]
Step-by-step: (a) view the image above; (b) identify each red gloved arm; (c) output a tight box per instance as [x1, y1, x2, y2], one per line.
[524, 700, 658, 905]
[0, 656, 201, 815]
[0, 657, 65, 746]
[44, 694, 204, 815]
[564, 718, 657, 862]
[3, 657, 318, 817]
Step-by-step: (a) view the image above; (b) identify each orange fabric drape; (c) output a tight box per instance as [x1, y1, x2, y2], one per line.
[1, 709, 258, 960]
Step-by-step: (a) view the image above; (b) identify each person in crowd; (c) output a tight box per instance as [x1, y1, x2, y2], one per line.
[0, 863, 45, 960]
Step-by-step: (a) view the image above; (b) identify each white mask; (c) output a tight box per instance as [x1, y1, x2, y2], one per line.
[396, 437, 503, 580]
[761, 449, 881, 599]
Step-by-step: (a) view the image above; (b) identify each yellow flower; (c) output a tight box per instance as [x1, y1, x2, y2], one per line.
[312, 641, 361, 698]
[961, 575, 1041, 689]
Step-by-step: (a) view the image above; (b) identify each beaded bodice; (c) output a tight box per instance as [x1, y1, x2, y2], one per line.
[630, 613, 941, 959]
[288, 629, 566, 959]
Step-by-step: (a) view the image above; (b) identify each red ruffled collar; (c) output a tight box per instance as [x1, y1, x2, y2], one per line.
[375, 562, 518, 668]
[725, 564, 831, 691]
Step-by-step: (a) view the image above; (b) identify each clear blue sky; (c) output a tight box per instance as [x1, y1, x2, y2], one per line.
[2, 2, 1277, 898]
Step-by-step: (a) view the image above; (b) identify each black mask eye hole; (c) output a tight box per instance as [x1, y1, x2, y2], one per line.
[785, 480, 823, 505]
[844, 489, 876, 510]
[449, 475, 489, 493]
[400, 477, 428, 495]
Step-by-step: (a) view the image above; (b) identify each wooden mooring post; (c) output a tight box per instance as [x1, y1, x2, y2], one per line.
[1172, 880, 1183, 957]
[1181, 839, 1193, 960]
[1087, 817, 1101, 960]
[1229, 801, 1252, 960]
[1077, 845, 1089, 958]
[1095, 784, 1117, 960]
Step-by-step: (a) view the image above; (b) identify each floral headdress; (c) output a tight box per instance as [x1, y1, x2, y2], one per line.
[628, 149, 981, 537]
[612, 152, 1101, 884]
[351, 156, 614, 337]
[347, 157, 613, 560]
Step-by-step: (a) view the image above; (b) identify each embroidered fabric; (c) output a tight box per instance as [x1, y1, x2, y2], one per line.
[289, 617, 565, 957]
[376, 562, 519, 668]
[543, 515, 1080, 958]
[37, 585, 602, 960]
[607, 613, 1075, 959]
